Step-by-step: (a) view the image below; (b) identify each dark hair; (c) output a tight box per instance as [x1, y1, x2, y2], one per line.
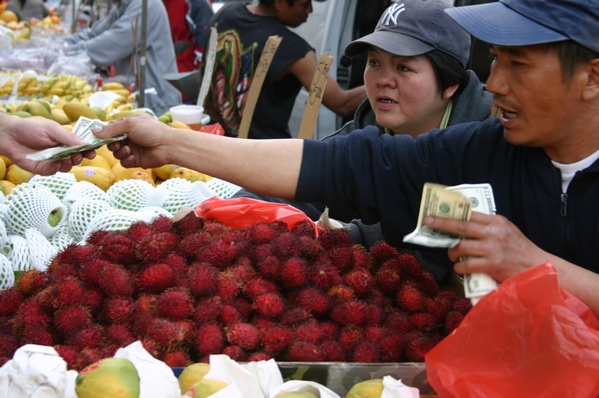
[260, 0, 296, 5]
[542, 41, 599, 82]
[425, 49, 470, 97]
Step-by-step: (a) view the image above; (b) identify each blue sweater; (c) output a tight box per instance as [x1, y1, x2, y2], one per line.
[297, 118, 599, 274]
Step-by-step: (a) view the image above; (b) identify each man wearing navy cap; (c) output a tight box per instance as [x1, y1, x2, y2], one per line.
[97, 0, 599, 315]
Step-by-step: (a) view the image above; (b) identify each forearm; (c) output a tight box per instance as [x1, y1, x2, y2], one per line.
[323, 83, 366, 118]
[548, 255, 599, 318]
[166, 131, 304, 199]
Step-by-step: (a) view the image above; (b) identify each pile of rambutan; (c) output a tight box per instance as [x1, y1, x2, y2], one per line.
[0, 212, 471, 370]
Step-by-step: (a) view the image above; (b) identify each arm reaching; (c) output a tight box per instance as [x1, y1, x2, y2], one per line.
[0, 113, 92, 175]
[425, 212, 599, 318]
[94, 114, 304, 198]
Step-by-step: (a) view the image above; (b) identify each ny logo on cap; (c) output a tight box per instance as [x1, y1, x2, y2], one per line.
[381, 2, 406, 26]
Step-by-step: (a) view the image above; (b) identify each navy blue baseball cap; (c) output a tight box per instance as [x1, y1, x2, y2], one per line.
[345, 0, 471, 67]
[445, 0, 599, 53]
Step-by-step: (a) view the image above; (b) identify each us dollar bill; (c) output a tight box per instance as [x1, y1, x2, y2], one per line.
[403, 182, 499, 304]
[27, 117, 126, 161]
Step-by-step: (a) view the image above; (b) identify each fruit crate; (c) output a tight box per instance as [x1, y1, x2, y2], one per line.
[173, 362, 437, 396]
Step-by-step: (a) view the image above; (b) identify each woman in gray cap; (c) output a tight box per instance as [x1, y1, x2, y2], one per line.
[233, 0, 493, 282]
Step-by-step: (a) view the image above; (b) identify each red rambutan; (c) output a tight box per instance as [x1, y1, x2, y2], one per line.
[294, 287, 330, 316]
[330, 300, 368, 326]
[84, 229, 110, 246]
[156, 289, 194, 320]
[319, 339, 346, 361]
[173, 211, 204, 237]
[0, 334, 18, 358]
[309, 256, 342, 290]
[73, 347, 104, 371]
[320, 321, 339, 339]
[417, 271, 440, 297]
[105, 324, 136, 347]
[279, 306, 311, 326]
[352, 340, 380, 363]
[395, 281, 425, 313]
[54, 344, 79, 370]
[15, 269, 46, 297]
[140, 338, 163, 360]
[221, 345, 246, 362]
[375, 265, 402, 295]
[379, 335, 405, 362]
[53, 277, 84, 308]
[443, 310, 465, 334]
[133, 313, 153, 336]
[260, 325, 294, 354]
[297, 235, 323, 259]
[243, 278, 278, 299]
[351, 244, 372, 270]
[0, 287, 24, 316]
[202, 220, 230, 236]
[98, 262, 134, 297]
[127, 220, 155, 241]
[194, 323, 225, 356]
[364, 326, 387, 342]
[147, 318, 190, 351]
[137, 263, 177, 293]
[410, 312, 436, 332]
[216, 273, 241, 301]
[280, 257, 308, 288]
[48, 263, 78, 283]
[186, 262, 218, 298]
[256, 255, 281, 282]
[54, 306, 93, 337]
[385, 310, 414, 334]
[343, 268, 374, 296]
[220, 303, 244, 325]
[200, 235, 245, 270]
[247, 352, 272, 362]
[328, 246, 354, 272]
[229, 258, 257, 280]
[165, 253, 188, 276]
[13, 299, 51, 333]
[19, 326, 55, 346]
[135, 232, 179, 262]
[365, 304, 384, 326]
[398, 251, 424, 279]
[249, 244, 274, 263]
[136, 294, 158, 315]
[295, 321, 324, 344]
[178, 232, 212, 260]
[97, 232, 138, 264]
[290, 220, 317, 239]
[101, 297, 136, 325]
[317, 229, 353, 251]
[193, 296, 222, 324]
[424, 297, 450, 324]
[286, 341, 324, 362]
[233, 297, 252, 319]
[226, 322, 261, 350]
[251, 315, 277, 330]
[249, 222, 278, 244]
[452, 297, 473, 315]
[327, 285, 355, 303]
[369, 241, 398, 264]
[150, 215, 175, 233]
[272, 232, 301, 260]
[404, 336, 437, 362]
[163, 350, 191, 368]
[79, 258, 111, 287]
[252, 292, 285, 318]
[65, 325, 105, 351]
[338, 325, 365, 351]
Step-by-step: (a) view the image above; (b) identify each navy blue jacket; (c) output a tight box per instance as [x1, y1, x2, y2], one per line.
[296, 118, 599, 274]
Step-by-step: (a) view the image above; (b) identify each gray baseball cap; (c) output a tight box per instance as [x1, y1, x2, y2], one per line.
[345, 0, 472, 67]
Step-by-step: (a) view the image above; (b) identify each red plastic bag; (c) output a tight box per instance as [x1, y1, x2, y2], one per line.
[194, 196, 318, 233]
[426, 262, 599, 398]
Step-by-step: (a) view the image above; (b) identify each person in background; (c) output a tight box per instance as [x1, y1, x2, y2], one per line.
[63, 0, 182, 116]
[232, 0, 493, 281]
[5, 0, 48, 22]
[201, 0, 366, 139]
[0, 113, 92, 175]
[95, 0, 599, 317]
[164, 0, 214, 72]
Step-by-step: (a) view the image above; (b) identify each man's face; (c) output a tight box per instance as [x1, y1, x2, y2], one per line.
[279, 0, 314, 28]
[486, 44, 589, 161]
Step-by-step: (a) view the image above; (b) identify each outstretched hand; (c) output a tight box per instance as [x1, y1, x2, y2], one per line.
[1, 114, 94, 175]
[425, 211, 551, 282]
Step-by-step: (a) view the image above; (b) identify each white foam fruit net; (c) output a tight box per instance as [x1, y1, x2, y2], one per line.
[147, 178, 216, 214]
[207, 178, 242, 199]
[82, 208, 158, 242]
[49, 224, 75, 252]
[62, 181, 109, 210]
[29, 172, 77, 200]
[68, 199, 114, 242]
[6, 234, 31, 272]
[4, 184, 67, 238]
[0, 253, 14, 291]
[0, 219, 7, 254]
[25, 228, 58, 272]
[107, 179, 154, 211]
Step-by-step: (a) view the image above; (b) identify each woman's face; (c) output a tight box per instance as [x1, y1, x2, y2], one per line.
[364, 47, 457, 137]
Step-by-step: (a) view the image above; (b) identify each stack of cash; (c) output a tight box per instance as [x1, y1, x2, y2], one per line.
[403, 182, 499, 304]
[27, 117, 127, 161]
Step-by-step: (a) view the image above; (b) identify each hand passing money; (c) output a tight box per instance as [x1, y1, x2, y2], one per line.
[27, 117, 127, 161]
[403, 182, 499, 304]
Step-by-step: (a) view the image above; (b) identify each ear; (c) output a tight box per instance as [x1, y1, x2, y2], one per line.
[582, 58, 599, 101]
[441, 83, 460, 100]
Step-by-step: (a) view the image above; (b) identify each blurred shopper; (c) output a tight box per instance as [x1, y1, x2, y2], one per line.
[5, 0, 48, 22]
[202, 0, 366, 139]
[63, 0, 181, 115]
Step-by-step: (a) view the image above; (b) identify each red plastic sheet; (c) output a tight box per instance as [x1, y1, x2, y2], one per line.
[426, 262, 599, 398]
[194, 196, 318, 234]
